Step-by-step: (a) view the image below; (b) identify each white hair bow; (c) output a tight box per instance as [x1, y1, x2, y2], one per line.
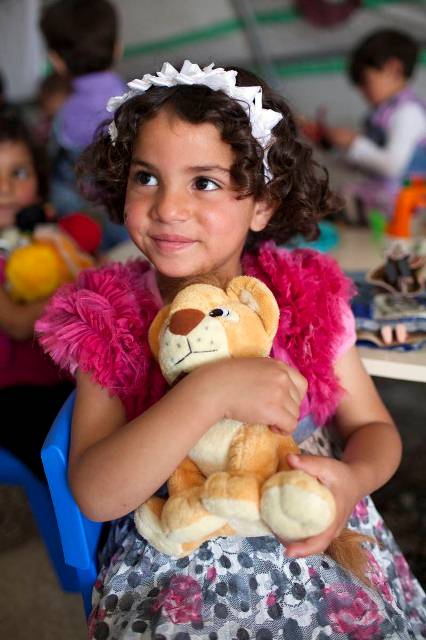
[106, 60, 283, 181]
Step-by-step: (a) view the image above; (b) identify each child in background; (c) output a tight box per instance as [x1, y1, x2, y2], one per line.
[0, 114, 73, 479]
[37, 61, 425, 638]
[34, 72, 71, 146]
[325, 29, 426, 222]
[39, 0, 129, 250]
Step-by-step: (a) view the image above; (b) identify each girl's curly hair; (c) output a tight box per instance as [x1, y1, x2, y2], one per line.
[77, 67, 340, 247]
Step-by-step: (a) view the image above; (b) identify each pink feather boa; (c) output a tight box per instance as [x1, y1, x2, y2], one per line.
[242, 242, 355, 425]
[36, 243, 354, 425]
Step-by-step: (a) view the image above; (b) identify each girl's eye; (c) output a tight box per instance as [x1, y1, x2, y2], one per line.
[135, 171, 158, 186]
[209, 307, 230, 318]
[194, 177, 219, 191]
[13, 167, 30, 180]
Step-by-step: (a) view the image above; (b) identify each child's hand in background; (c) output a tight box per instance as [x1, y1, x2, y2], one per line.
[282, 453, 362, 557]
[196, 357, 308, 435]
[326, 126, 358, 149]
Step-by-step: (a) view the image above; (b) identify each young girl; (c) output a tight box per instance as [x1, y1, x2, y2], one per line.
[37, 61, 425, 638]
[0, 114, 73, 479]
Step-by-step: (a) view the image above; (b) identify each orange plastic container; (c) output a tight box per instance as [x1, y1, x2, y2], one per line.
[386, 177, 426, 239]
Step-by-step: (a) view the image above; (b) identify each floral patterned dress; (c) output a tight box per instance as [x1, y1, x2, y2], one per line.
[88, 428, 425, 640]
[36, 245, 426, 639]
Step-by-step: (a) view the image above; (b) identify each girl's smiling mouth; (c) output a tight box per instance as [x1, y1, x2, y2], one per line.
[151, 234, 197, 252]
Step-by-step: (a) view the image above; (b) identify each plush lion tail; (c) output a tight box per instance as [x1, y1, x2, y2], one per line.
[326, 528, 375, 587]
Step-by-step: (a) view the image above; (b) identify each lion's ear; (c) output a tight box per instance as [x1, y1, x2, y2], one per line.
[226, 276, 279, 338]
[148, 305, 171, 359]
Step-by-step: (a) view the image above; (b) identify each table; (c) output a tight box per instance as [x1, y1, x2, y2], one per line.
[330, 226, 426, 383]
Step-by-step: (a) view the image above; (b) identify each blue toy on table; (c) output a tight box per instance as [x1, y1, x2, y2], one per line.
[286, 220, 339, 253]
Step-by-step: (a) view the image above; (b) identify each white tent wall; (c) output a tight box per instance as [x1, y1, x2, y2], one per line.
[114, 0, 426, 126]
[281, 68, 425, 126]
[0, 0, 425, 126]
[0, 0, 44, 102]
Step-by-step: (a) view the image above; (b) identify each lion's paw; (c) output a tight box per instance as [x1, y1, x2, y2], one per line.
[161, 487, 227, 543]
[134, 497, 185, 556]
[202, 472, 261, 522]
[260, 470, 336, 541]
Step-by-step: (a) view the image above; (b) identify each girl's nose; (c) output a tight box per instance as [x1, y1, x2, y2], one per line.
[152, 187, 191, 222]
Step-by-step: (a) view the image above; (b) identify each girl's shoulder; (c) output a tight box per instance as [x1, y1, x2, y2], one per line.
[36, 260, 161, 397]
[243, 242, 354, 306]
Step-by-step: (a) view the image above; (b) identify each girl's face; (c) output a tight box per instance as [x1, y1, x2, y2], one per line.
[0, 141, 39, 229]
[124, 109, 273, 283]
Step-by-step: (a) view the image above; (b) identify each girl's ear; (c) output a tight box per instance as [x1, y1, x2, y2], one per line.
[249, 198, 275, 233]
[148, 305, 171, 358]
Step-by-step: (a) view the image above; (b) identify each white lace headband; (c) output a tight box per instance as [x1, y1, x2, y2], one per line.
[106, 60, 283, 181]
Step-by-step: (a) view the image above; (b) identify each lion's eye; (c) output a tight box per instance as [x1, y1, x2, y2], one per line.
[209, 307, 230, 318]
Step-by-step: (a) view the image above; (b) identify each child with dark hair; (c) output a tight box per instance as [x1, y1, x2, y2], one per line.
[39, 0, 128, 248]
[0, 114, 73, 479]
[325, 29, 426, 221]
[37, 61, 425, 638]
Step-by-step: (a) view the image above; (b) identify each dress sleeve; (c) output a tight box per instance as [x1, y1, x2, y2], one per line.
[35, 262, 159, 398]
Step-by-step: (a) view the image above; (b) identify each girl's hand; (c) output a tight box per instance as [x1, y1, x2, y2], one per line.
[196, 357, 307, 435]
[282, 453, 362, 557]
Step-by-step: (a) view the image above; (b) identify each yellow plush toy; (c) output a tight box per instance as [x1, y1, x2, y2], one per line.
[134, 276, 337, 558]
[5, 221, 97, 302]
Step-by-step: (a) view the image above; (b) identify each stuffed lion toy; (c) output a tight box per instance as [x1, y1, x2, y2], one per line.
[134, 275, 338, 558]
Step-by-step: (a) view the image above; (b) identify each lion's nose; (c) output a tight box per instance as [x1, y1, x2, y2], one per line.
[169, 309, 205, 335]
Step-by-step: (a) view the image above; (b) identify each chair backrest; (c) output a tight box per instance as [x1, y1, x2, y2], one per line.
[0, 447, 79, 593]
[41, 391, 103, 617]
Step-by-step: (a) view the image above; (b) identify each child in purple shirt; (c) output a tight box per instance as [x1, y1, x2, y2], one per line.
[39, 0, 129, 249]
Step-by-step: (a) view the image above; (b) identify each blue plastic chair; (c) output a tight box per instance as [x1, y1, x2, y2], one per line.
[41, 391, 103, 617]
[0, 447, 79, 592]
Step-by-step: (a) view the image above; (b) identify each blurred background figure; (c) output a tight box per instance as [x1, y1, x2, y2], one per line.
[34, 71, 71, 146]
[39, 0, 129, 250]
[312, 29, 426, 224]
[0, 113, 74, 480]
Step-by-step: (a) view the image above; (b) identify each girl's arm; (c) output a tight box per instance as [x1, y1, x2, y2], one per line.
[332, 346, 401, 496]
[344, 103, 426, 178]
[69, 357, 307, 522]
[0, 287, 47, 340]
[284, 345, 402, 557]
